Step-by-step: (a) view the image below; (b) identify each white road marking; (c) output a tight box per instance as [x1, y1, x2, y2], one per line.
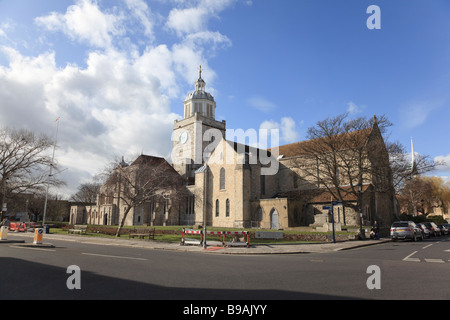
[424, 259, 445, 263]
[422, 244, 433, 249]
[403, 251, 420, 262]
[82, 252, 147, 261]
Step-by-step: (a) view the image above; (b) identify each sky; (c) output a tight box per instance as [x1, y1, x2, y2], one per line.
[0, 0, 449, 198]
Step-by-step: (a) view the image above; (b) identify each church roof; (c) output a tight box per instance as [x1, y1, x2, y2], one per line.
[130, 154, 168, 167]
[130, 154, 183, 175]
[185, 90, 215, 102]
[102, 155, 183, 189]
[271, 128, 373, 159]
[276, 184, 372, 203]
[225, 140, 272, 157]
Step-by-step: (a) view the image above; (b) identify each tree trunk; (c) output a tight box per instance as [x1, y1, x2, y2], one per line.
[115, 207, 132, 237]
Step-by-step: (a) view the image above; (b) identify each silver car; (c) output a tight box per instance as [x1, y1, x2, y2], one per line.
[390, 221, 424, 241]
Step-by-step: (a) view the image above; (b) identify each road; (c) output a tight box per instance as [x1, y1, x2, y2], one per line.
[1, 234, 449, 302]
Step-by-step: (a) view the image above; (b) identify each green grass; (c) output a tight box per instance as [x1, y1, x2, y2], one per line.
[49, 224, 360, 245]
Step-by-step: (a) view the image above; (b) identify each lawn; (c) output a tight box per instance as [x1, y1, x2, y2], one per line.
[49, 224, 360, 244]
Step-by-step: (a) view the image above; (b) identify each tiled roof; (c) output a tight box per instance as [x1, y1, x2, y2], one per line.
[277, 184, 371, 203]
[270, 128, 372, 158]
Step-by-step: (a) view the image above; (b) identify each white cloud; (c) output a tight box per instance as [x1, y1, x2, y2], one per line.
[166, 6, 208, 36]
[0, 22, 12, 38]
[248, 97, 276, 113]
[280, 117, 299, 143]
[124, 0, 156, 40]
[0, 0, 237, 198]
[184, 31, 232, 52]
[259, 117, 300, 145]
[0, 46, 181, 197]
[259, 119, 279, 132]
[434, 155, 450, 173]
[400, 99, 444, 129]
[347, 101, 366, 115]
[35, 0, 124, 49]
[166, 0, 236, 37]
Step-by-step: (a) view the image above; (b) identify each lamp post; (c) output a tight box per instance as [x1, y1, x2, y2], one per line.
[358, 183, 365, 239]
[1, 176, 8, 221]
[203, 164, 208, 249]
[43, 118, 60, 232]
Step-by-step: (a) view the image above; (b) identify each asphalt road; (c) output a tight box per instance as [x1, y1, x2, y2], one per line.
[1, 234, 449, 302]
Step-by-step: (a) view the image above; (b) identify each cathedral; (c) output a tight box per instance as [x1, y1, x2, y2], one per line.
[71, 67, 396, 230]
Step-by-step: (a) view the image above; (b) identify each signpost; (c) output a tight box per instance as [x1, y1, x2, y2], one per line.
[34, 228, 44, 245]
[323, 201, 341, 244]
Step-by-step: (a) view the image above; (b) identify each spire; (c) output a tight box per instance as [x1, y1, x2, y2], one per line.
[195, 65, 206, 92]
[119, 156, 129, 168]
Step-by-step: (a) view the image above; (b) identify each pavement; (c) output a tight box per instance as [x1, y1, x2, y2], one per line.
[2, 231, 391, 254]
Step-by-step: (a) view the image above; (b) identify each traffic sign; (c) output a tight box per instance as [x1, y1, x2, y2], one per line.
[322, 206, 331, 210]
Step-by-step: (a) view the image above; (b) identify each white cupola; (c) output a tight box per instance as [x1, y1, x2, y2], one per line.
[183, 65, 216, 119]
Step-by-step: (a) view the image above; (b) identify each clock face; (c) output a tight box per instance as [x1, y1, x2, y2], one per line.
[180, 131, 188, 144]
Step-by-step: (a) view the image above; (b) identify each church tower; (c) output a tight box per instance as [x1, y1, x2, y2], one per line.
[172, 66, 226, 180]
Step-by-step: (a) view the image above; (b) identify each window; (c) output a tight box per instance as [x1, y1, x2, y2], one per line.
[207, 104, 213, 117]
[186, 196, 194, 215]
[216, 199, 219, 217]
[226, 199, 230, 217]
[220, 168, 226, 190]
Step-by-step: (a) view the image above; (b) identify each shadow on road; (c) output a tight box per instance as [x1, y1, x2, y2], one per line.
[0, 257, 357, 301]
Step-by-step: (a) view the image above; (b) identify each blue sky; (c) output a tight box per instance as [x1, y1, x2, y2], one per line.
[0, 0, 449, 197]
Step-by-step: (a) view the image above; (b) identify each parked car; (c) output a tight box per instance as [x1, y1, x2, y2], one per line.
[438, 224, 450, 235]
[416, 223, 431, 238]
[423, 222, 442, 236]
[390, 221, 424, 241]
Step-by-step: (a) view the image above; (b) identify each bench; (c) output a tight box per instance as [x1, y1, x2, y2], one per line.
[129, 228, 156, 240]
[68, 225, 88, 235]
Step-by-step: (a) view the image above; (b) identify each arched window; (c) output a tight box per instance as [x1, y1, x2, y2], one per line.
[220, 168, 226, 190]
[226, 199, 230, 217]
[216, 199, 219, 217]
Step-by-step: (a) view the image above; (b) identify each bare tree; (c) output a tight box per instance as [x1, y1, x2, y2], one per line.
[101, 155, 188, 237]
[291, 114, 393, 214]
[289, 113, 441, 225]
[387, 141, 441, 192]
[0, 127, 65, 219]
[70, 182, 101, 204]
[398, 176, 450, 216]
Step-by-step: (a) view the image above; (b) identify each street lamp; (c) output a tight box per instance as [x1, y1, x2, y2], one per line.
[1, 176, 8, 221]
[358, 183, 365, 239]
[43, 118, 60, 232]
